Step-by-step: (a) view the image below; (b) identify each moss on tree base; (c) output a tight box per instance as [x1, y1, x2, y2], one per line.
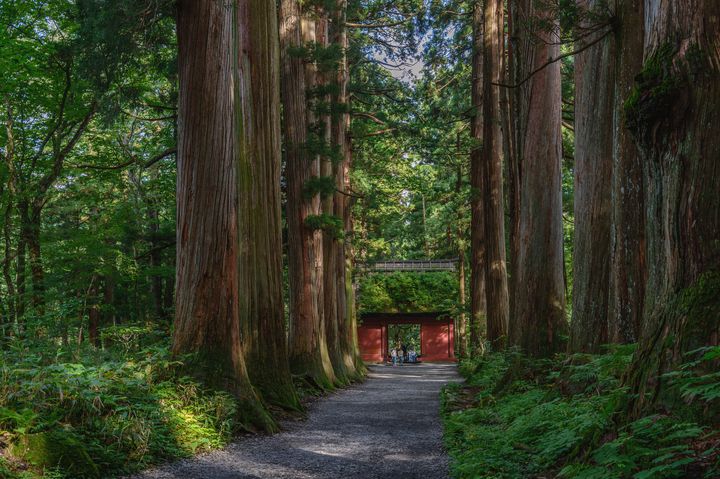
[10, 431, 99, 478]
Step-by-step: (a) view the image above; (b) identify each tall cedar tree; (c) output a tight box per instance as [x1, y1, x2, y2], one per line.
[609, 0, 645, 344]
[235, 0, 301, 411]
[456, 162, 468, 357]
[469, 0, 487, 350]
[332, 0, 362, 378]
[481, 0, 510, 344]
[571, 0, 614, 352]
[508, 0, 567, 356]
[173, 0, 274, 431]
[318, 8, 349, 385]
[280, 0, 336, 389]
[625, 0, 720, 416]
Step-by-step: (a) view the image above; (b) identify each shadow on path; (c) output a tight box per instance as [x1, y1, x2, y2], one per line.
[130, 363, 460, 479]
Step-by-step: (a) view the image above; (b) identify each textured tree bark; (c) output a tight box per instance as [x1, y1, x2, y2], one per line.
[469, 0, 487, 351]
[280, 0, 335, 389]
[482, 0, 510, 344]
[331, 0, 361, 379]
[570, 0, 615, 352]
[173, 0, 273, 431]
[317, 10, 347, 386]
[512, 3, 567, 357]
[609, 0, 645, 344]
[235, 0, 301, 411]
[455, 160, 468, 358]
[507, 0, 532, 328]
[625, 0, 720, 416]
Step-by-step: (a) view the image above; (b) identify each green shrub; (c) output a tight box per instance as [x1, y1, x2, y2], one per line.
[443, 348, 719, 479]
[358, 271, 458, 313]
[0, 331, 241, 478]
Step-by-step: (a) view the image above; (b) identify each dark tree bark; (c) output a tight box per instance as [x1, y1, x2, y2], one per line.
[570, 0, 615, 352]
[172, 0, 273, 431]
[507, 0, 532, 326]
[235, 0, 301, 411]
[511, 2, 567, 357]
[469, 0, 487, 351]
[280, 0, 335, 390]
[317, 9, 348, 385]
[331, 0, 361, 380]
[609, 0, 645, 344]
[625, 0, 720, 416]
[482, 0, 510, 344]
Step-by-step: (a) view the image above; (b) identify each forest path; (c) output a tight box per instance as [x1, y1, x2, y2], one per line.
[131, 363, 460, 479]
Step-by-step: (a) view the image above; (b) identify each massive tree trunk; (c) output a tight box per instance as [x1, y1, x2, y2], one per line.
[280, 0, 335, 390]
[511, 2, 567, 357]
[507, 0, 532, 328]
[317, 10, 348, 385]
[570, 0, 615, 352]
[625, 0, 720, 416]
[481, 0, 509, 344]
[172, 0, 273, 431]
[331, 0, 361, 379]
[235, 0, 301, 411]
[469, 0, 487, 351]
[609, 0, 645, 344]
[456, 160, 468, 358]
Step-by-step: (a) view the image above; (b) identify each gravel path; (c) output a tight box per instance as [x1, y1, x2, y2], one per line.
[131, 363, 460, 479]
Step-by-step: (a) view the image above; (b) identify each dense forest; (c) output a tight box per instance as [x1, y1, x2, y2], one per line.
[0, 0, 718, 478]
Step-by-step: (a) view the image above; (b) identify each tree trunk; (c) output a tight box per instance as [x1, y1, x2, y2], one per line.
[609, 0, 645, 344]
[3, 100, 16, 329]
[317, 10, 348, 385]
[148, 202, 165, 320]
[26, 205, 44, 315]
[337, 0, 362, 375]
[469, 0, 487, 351]
[280, 0, 335, 390]
[235, 0, 301, 411]
[512, 2, 567, 357]
[173, 0, 273, 431]
[87, 275, 100, 347]
[455, 159, 468, 357]
[507, 0, 532, 327]
[570, 0, 615, 352]
[15, 202, 26, 321]
[624, 0, 720, 416]
[482, 0, 510, 344]
[331, 0, 360, 380]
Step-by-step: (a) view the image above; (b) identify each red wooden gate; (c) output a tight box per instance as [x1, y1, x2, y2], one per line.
[357, 312, 455, 363]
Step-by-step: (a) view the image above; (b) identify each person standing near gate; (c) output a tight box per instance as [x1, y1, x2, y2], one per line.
[391, 347, 398, 366]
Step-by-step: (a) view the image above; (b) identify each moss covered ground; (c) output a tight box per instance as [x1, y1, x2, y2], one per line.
[442, 347, 720, 478]
[0, 326, 294, 479]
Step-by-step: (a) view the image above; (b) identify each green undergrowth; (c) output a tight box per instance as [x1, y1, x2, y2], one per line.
[442, 347, 720, 478]
[0, 326, 244, 478]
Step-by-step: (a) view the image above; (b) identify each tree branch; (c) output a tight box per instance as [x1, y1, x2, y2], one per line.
[494, 28, 612, 89]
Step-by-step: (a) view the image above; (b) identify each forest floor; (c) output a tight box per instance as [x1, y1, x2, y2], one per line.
[128, 363, 460, 479]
